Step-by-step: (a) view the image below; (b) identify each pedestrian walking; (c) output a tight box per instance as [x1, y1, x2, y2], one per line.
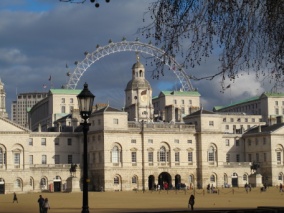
[280, 183, 283, 192]
[188, 194, 195, 211]
[13, 192, 18, 203]
[38, 195, 44, 213]
[42, 198, 50, 213]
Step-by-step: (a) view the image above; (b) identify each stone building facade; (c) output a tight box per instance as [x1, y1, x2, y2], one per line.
[0, 59, 284, 194]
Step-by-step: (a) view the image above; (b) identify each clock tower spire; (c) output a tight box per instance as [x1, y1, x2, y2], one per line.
[124, 54, 153, 122]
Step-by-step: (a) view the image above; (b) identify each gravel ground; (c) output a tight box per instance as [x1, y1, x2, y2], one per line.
[0, 187, 283, 213]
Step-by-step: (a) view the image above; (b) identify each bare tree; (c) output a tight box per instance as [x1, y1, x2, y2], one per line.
[141, 0, 284, 90]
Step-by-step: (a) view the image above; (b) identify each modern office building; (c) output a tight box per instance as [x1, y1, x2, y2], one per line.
[11, 92, 47, 128]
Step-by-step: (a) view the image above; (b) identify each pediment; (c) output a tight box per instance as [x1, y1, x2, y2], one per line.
[0, 117, 30, 133]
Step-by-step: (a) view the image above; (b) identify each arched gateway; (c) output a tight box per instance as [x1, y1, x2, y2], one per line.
[158, 172, 172, 190]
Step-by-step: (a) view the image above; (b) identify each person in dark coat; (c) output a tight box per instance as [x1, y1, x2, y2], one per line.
[188, 194, 195, 211]
[13, 192, 18, 203]
[38, 195, 44, 213]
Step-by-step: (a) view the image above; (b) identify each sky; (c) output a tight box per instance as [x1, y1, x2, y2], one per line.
[0, 0, 277, 117]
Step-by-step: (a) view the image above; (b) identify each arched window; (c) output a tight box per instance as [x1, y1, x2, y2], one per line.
[15, 179, 21, 188]
[132, 176, 137, 184]
[30, 177, 34, 186]
[243, 174, 248, 181]
[40, 178, 46, 186]
[278, 173, 283, 181]
[208, 146, 215, 162]
[210, 175, 215, 182]
[224, 173, 228, 183]
[159, 146, 166, 162]
[114, 176, 119, 185]
[112, 146, 120, 163]
[0, 148, 4, 167]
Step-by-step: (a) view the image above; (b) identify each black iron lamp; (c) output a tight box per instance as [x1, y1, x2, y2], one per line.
[77, 82, 95, 213]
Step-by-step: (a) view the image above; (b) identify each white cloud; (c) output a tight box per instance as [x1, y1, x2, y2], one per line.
[0, 48, 27, 64]
[0, 0, 280, 118]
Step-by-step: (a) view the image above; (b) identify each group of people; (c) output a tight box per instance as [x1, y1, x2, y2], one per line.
[37, 195, 51, 213]
[206, 184, 217, 194]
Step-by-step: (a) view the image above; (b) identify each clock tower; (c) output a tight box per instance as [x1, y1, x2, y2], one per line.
[124, 54, 153, 122]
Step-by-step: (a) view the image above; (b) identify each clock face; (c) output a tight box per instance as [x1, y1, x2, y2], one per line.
[141, 95, 147, 102]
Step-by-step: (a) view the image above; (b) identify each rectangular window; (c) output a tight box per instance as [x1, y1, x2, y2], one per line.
[114, 177, 119, 184]
[175, 152, 180, 162]
[248, 154, 252, 162]
[41, 138, 46, 146]
[67, 138, 72, 146]
[113, 118, 119, 125]
[55, 138, 59, 145]
[225, 125, 229, 130]
[188, 152, 193, 162]
[187, 140, 192, 144]
[54, 155, 60, 164]
[256, 153, 259, 162]
[148, 152, 153, 163]
[276, 101, 279, 106]
[209, 121, 214, 126]
[0, 150, 4, 165]
[61, 106, 66, 113]
[208, 152, 214, 162]
[70, 98, 73, 103]
[29, 155, 33, 165]
[264, 153, 267, 162]
[276, 108, 279, 115]
[61, 98, 65, 103]
[148, 139, 153, 144]
[230, 118, 234, 122]
[226, 154, 230, 162]
[255, 138, 258, 145]
[245, 118, 248, 122]
[181, 100, 184, 104]
[131, 139, 136, 144]
[225, 139, 230, 146]
[42, 155, 47, 164]
[277, 152, 281, 162]
[131, 152, 137, 163]
[189, 100, 192, 105]
[68, 155, 73, 164]
[29, 138, 33, 146]
[174, 99, 177, 104]
[236, 154, 240, 162]
[263, 137, 266, 145]
[174, 139, 179, 143]
[236, 139, 240, 146]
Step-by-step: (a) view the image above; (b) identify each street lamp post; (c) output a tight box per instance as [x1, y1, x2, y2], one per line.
[77, 83, 95, 213]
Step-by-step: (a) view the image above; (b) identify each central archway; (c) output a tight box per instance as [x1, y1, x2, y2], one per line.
[158, 172, 172, 190]
[66, 39, 194, 91]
